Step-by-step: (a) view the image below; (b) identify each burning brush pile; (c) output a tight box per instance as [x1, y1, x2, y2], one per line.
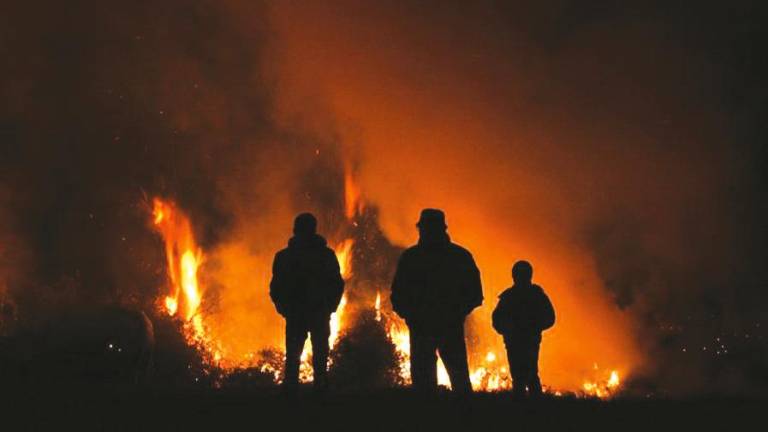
[147, 170, 621, 397]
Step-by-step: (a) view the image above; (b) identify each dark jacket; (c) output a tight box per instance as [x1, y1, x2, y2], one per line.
[492, 284, 555, 340]
[270, 234, 344, 319]
[390, 233, 483, 327]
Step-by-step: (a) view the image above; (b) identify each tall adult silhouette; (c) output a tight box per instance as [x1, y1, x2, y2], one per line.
[270, 213, 344, 392]
[492, 260, 555, 397]
[391, 209, 483, 393]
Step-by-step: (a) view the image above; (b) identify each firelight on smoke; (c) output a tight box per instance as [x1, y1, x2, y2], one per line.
[334, 239, 355, 281]
[147, 170, 627, 397]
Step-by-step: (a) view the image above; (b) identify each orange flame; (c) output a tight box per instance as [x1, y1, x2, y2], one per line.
[582, 369, 621, 398]
[344, 163, 364, 219]
[383, 310, 621, 396]
[150, 198, 208, 345]
[334, 238, 354, 280]
[329, 294, 347, 347]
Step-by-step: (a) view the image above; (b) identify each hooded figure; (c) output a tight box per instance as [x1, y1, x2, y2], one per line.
[270, 213, 344, 392]
[391, 209, 483, 393]
[492, 260, 555, 397]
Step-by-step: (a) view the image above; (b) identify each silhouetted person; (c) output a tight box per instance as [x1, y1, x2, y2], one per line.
[492, 260, 555, 397]
[391, 209, 483, 393]
[270, 213, 345, 393]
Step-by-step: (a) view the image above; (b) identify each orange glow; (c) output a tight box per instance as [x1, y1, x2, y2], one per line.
[334, 238, 354, 280]
[297, 293, 348, 383]
[150, 198, 213, 353]
[329, 294, 347, 347]
[268, 2, 642, 394]
[344, 162, 364, 219]
[164, 296, 178, 316]
[149, 189, 630, 397]
[582, 369, 622, 398]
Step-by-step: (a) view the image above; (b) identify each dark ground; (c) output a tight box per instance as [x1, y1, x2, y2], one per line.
[1, 385, 763, 432]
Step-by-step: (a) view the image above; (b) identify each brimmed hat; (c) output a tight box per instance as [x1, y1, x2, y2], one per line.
[416, 208, 447, 229]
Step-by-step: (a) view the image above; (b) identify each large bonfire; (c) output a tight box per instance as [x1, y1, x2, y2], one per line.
[148, 167, 622, 397]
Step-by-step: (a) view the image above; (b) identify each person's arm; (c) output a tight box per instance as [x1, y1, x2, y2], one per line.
[390, 252, 412, 320]
[325, 249, 345, 313]
[538, 291, 556, 331]
[269, 252, 287, 316]
[491, 293, 511, 335]
[461, 252, 483, 315]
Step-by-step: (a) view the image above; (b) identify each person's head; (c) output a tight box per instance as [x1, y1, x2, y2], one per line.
[293, 212, 317, 237]
[416, 208, 447, 239]
[512, 260, 533, 285]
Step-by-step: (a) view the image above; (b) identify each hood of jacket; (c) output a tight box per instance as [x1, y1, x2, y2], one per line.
[288, 233, 328, 249]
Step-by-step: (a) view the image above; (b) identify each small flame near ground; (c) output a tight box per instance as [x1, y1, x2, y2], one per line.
[582, 367, 621, 398]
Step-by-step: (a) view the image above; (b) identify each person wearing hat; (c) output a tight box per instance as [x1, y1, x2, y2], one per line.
[270, 212, 345, 393]
[390, 209, 483, 393]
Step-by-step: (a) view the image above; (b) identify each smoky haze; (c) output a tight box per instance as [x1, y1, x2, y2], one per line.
[1, 1, 766, 395]
[0, 0, 346, 345]
[270, 1, 768, 395]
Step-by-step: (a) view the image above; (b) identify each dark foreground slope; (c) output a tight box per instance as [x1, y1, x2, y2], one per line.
[1, 386, 763, 432]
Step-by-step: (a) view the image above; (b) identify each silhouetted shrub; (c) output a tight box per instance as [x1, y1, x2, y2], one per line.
[329, 310, 405, 390]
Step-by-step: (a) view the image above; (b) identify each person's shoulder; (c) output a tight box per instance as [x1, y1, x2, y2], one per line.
[531, 284, 547, 294]
[322, 245, 337, 258]
[448, 242, 475, 259]
[401, 245, 420, 256]
[497, 287, 515, 300]
[274, 247, 290, 260]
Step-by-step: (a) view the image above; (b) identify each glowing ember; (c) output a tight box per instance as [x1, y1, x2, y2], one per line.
[375, 291, 382, 322]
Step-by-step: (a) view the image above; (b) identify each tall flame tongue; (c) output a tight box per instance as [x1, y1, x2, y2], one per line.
[344, 161, 364, 219]
[334, 238, 354, 280]
[150, 198, 208, 347]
